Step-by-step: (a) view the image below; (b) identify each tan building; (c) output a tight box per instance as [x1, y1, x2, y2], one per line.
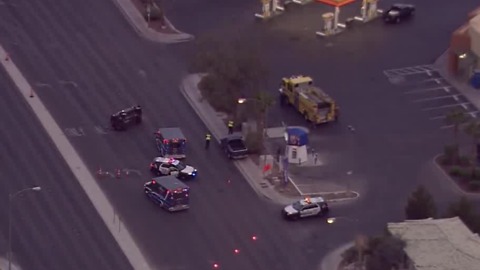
[449, 7, 480, 81]
[387, 217, 480, 270]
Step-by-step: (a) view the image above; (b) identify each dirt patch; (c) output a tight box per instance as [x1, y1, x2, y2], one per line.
[130, 0, 178, 34]
[435, 155, 480, 194]
[265, 173, 301, 197]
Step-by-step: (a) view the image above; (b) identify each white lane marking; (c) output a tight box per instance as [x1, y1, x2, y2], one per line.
[422, 103, 470, 111]
[64, 127, 86, 137]
[94, 125, 109, 135]
[58, 80, 79, 88]
[383, 65, 437, 77]
[404, 86, 452, 94]
[412, 95, 460, 103]
[0, 45, 151, 269]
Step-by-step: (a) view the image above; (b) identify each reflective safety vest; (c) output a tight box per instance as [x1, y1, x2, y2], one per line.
[228, 121, 234, 128]
[205, 134, 211, 140]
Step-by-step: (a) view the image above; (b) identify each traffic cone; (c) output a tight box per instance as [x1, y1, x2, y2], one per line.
[115, 169, 121, 179]
[4, 53, 9, 61]
[96, 167, 103, 178]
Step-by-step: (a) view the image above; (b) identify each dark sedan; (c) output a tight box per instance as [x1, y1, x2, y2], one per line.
[383, 4, 415, 24]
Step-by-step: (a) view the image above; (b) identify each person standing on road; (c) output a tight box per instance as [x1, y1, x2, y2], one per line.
[227, 120, 234, 134]
[205, 133, 211, 149]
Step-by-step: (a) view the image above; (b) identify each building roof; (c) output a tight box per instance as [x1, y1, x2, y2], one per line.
[387, 217, 480, 270]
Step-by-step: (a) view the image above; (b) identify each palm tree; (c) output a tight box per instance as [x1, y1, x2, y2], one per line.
[445, 109, 468, 163]
[464, 120, 480, 177]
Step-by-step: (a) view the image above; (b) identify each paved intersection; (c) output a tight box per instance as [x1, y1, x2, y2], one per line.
[384, 65, 479, 129]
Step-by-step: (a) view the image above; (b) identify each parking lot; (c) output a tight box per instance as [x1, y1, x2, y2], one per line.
[384, 65, 479, 129]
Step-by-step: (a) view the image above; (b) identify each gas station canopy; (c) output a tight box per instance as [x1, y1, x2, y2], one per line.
[316, 0, 355, 7]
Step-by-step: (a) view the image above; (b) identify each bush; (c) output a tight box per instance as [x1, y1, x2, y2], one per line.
[245, 132, 262, 154]
[458, 168, 473, 179]
[443, 145, 458, 165]
[198, 74, 236, 114]
[449, 166, 462, 177]
[458, 155, 471, 166]
[468, 181, 480, 191]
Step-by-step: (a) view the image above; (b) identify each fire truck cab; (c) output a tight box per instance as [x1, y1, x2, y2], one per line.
[279, 75, 339, 125]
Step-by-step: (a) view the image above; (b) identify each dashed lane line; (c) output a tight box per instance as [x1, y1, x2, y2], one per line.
[0, 45, 151, 270]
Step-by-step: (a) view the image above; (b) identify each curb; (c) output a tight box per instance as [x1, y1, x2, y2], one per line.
[110, 0, 194, 44]
[432, 153, 480, 197]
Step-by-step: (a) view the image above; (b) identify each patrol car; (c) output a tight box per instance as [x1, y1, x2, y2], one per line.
[149, 157, 197, 180]
[282, 197, 329, 220]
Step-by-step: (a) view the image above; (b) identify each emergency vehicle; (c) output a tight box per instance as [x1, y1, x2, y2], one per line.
[143, 176, 190, 212]
[154, 127, 187, 159]
[282, 197, 329, 220]
[149, 157, 198, 180]
[279, 75, 339, 125]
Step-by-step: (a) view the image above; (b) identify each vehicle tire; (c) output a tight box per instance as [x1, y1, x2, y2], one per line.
[227, 153, 232, 159]
[280, 95, 288, 106]
[291, 214, 300, 220]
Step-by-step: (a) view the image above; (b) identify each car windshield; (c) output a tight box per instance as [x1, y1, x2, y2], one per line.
[292, 201, 303, 211]
[172, 160, 186, 170]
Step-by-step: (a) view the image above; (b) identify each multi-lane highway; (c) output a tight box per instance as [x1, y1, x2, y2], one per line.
[0, 0, 356, 269]
[0, 68, 132, 269]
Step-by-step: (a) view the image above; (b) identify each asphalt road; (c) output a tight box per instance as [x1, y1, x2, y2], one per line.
[0, 0, 353, 269]
[0, 68, 132, 269]
[168, 0, 480, 263]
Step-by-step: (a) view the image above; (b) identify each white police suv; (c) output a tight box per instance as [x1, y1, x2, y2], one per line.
[282, 197, 329, 220]
[149, 157, 197, 180]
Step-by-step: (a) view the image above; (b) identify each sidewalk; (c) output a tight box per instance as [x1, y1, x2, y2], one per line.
[111, 0, 194, 44]
[434, 50, 480, 110]
[180, 74, 359, 204]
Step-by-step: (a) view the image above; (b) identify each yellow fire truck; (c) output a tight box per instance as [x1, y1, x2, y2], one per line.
[279, 75, 339, 124]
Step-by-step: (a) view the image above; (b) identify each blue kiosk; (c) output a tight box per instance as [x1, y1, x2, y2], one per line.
[284, 127, 309, 164]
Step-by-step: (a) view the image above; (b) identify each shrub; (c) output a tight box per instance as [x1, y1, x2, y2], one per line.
[458, 168, 473, 179]
[458, 155, 471, 166]
[442, 145, 458, 165]
[449, 166, 462, 177]
[468, 181, 480, 191]
[245, 132, 262, 154]
[198, 75, 236, 114]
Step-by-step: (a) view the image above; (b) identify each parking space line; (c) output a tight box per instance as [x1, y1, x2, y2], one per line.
[404, 86, 452, 94]
[384, 65, 437, 77]
[412, 94, 460, 103]
[430, 115, 446, 120]
[422, 102, 470, 111]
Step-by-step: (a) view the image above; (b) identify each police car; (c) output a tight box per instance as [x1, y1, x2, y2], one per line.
[149, 157, 197, 180]
[282, 197, 329, 220]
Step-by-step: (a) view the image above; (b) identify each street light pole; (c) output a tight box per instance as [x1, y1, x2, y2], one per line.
[8, 186, 41, 270]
